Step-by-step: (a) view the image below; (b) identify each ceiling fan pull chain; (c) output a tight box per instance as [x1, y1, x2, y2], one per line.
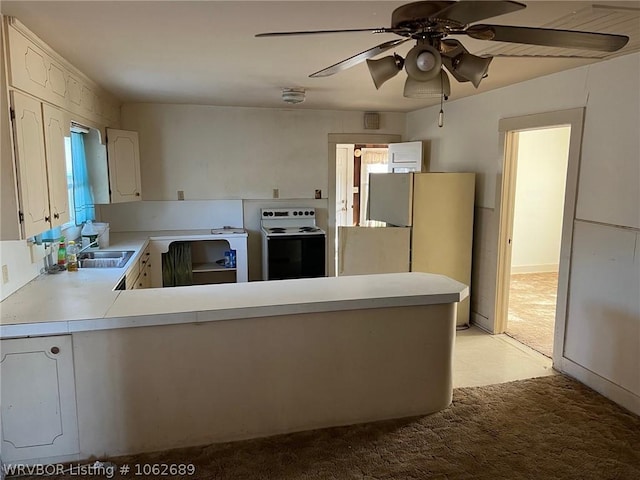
[438, 73, 445, 128]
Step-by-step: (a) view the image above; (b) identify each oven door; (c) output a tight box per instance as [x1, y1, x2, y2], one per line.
[266, 234, 326, 280]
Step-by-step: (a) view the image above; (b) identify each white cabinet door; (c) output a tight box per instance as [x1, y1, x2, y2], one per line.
[11, 91, 50, 238]
[387, 141, 424, 173]
[43, 104, 71, 228]
[106, 128, 142, 203]
[1, 336, 79, 461]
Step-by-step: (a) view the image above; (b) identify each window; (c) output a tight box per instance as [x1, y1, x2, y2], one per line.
[67, 129, 95, 225]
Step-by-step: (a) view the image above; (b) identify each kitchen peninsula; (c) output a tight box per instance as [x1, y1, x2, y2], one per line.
[0, 234, 468, 465]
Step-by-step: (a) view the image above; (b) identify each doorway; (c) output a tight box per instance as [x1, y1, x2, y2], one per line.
[494, 108, 585, 366]
[335, 144, 389, 273]
[327, 133, 401, 277]
[505, 127, 570, 357]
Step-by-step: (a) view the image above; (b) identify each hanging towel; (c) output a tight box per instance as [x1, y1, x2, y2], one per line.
[162, 242, 193, 287]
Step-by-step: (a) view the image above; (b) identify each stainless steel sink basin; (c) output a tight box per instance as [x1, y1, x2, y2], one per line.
[79, 250, 134, 268]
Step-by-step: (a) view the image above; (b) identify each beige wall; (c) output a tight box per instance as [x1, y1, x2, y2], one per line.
[121, 104, 406, 201]
[407, 53, 640, 413]
[511, 127, 570, 272]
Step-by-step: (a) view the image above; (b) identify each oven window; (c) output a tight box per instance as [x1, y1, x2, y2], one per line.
[267, 236, 326, 280]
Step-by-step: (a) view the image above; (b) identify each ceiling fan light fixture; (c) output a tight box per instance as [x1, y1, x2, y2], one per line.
[282, 88, 306, 104]
[405, 44, 442, 81]
[403, 70, 451, 99]
[366, 53, 404, 90]
[453, 53, 493, 88]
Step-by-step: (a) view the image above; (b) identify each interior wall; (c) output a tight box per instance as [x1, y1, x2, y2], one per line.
[120, 104, 404, 281]
[406, 53, 640, 413]
[120, 104, 405, 201]
[511, 127, 570, 273]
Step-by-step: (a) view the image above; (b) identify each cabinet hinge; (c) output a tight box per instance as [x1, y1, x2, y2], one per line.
[18, 211, 24, 223]
[9, 108, 15, 121]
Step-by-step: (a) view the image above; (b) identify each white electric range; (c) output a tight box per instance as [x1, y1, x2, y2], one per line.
[261, 208, 326, 281]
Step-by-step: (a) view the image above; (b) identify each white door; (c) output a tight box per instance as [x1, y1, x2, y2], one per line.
[388, 141, 424, 172]
[11, 91, 50, 238]
[42, 104, 71, 228]
[335, 145, 353, 226]
[106, 128, 142, 203]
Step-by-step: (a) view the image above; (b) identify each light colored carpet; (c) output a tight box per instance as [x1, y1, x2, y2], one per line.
[16, 375, 640, 480]
[507, 272, 558, 357]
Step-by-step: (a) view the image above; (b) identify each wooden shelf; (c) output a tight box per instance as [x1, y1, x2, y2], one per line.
[192, 262, 236, 273]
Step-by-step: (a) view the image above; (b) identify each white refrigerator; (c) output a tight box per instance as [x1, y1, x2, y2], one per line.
[338, 172, 475, 327]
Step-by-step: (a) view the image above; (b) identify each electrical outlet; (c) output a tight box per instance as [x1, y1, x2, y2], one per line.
[177, 190, 185, 201]
[315, 189, 322, 199]
[273, 188, 279, 199]
[2, 265, 9, 284]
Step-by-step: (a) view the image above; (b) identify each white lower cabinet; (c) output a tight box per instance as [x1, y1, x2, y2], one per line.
[0, 335, 79, 462]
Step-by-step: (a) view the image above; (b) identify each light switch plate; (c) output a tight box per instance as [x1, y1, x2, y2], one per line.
[273, 188, 279, 199]
[177, 190, 185, 200]
[2, 265, 8, 284]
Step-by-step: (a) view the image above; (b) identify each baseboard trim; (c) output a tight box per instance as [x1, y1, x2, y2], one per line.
[470, 311, 493, 333]
[560, 356, 640, 415]
[510, 264, 559, 274]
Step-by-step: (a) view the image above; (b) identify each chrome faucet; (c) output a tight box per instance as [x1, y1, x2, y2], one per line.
[77, 240, 100, 255]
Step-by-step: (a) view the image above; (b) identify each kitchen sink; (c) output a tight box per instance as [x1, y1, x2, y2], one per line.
[79, 250, 134, 268]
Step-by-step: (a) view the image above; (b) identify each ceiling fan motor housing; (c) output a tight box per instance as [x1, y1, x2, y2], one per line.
[391, 1, 463, 32]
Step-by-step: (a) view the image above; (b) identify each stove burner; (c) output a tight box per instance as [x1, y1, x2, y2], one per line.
[300, 227, 320, 233]
[269, 228, 286, 233]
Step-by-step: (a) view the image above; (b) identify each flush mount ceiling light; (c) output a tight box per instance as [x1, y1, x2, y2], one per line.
[282, 88, 306, 104]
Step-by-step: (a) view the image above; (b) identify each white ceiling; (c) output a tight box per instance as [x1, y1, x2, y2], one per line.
[2, 1, 639, 112]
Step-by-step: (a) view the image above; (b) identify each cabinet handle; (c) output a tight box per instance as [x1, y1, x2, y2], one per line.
[50, 346, 60, 355]
[54, 213, 60, 219]
[135, 192, 140, 197]
[45, 216, 51, 222]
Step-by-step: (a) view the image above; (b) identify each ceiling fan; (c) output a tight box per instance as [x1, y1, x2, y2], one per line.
[255, 1, 629, 99]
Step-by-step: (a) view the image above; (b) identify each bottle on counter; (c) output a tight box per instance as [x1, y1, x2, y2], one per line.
[66, 241, 78, 272]
[57, 237, 67, 268]
[81, 220, 99, 249]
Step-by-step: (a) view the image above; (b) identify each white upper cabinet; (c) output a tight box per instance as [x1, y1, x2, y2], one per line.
[43, 104, 71, 227]
[5, 17, 119, 125]
[11, 91, 70, 238]
[106, 128, 142, 203]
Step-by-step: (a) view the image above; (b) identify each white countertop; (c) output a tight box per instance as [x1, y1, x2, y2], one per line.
[1, 230, 468, 339]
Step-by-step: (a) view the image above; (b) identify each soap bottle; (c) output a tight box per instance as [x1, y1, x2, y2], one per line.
[81, 221, 98, 249]
[66, 241, 78, 271]
[57, 237, 67, 268]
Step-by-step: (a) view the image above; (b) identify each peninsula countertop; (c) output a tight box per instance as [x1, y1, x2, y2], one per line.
[1, 231, 468, 339]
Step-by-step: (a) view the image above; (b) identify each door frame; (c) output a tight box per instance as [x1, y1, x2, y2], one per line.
[494, 108, 585, 368]
[327, 133, 401, 277]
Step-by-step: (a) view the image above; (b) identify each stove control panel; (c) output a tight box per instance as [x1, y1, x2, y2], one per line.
[262, 208, 315, 218]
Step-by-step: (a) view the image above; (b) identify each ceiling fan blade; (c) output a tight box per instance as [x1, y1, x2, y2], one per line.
[431, 1, 525, 26]
[256, 28, 391, 38]
[466, 24, 629, 52]
[309, 38, 411, 78]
